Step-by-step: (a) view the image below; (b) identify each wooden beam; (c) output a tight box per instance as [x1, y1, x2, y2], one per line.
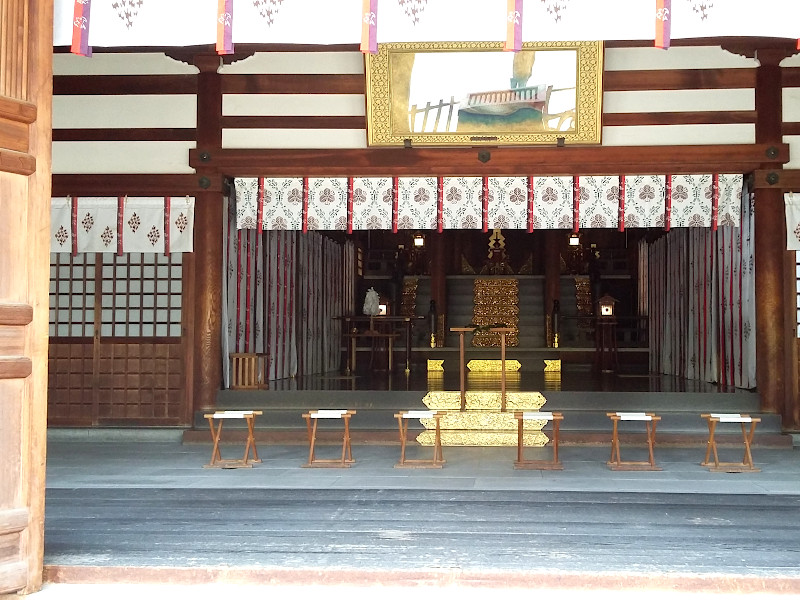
[0, 303, 33, 326]
[603, 111, 755, 127]
[0, 508, 29, 535]
[0, 148, 35, 176]
[54, 75, 197, 95]
[603, 69, 755, 91]
[220, 116, 366, 130]
[189, 143, 789, 178]
[52, 174, 224, 197]
[0, 357, 32, 379]
[754, 169, 800, 190]
[53, 128, 197, 142]
[221, 73, 365, 95]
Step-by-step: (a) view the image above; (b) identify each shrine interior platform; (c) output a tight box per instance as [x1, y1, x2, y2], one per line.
[183, 369, 790, 448]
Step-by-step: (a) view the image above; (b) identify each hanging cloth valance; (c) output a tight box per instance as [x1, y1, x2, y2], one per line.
[50, 197, 195, 254]
[233, 174, 743, 232]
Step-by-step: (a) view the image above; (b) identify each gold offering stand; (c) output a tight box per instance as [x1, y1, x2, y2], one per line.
[450, 327, 515, 411]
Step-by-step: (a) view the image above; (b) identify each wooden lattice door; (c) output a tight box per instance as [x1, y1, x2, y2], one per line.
[48, 252, 189, 426]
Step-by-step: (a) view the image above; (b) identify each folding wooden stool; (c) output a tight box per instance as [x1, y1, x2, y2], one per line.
[701, 413, 761, 472]
[302, 409, 356, 468]
[394, 410, 445, 468]
[513, 411, 564, 470]
[203, 410, 263, 468]
[607, 412, 661, 471]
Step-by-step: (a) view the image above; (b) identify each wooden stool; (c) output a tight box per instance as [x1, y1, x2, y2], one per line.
[203, 410, 263, 468]
[701, 413, 761, 472]
[302, 409, 356, 468]
[394, 410, 445, 468]
[230, 353, 267, 389]
[607, 412, 661, 471]
[513, 411, 564, 470]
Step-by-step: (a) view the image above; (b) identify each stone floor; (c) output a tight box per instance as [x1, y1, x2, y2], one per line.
[39, 436, 800, 597]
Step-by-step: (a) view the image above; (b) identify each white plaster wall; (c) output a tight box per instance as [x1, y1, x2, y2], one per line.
[53, 95, 197, 128]
[222, 129, 366, 149]
[604, 46, 758, 70]
[52, 142, 196, 174]
[221, 52, 364, 74]
[223, 94, 365, 116]
[54, 52, 197, 75]
[784, 136, 800, 169]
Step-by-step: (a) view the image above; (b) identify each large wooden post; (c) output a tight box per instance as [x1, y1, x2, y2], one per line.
[753, 48, 791, 423]
[191, 54, 224, 412]
[0, 0, 52, 594]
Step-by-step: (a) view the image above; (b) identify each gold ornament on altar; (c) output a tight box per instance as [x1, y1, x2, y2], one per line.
[467, 359, 521, 372]
[415, 391, 549, 447]
[472, 278, 519, 347]
[400, 277, 418, 317]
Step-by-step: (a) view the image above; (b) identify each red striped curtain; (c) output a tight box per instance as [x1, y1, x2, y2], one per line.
[646, 186, 755, 387]
[222, 194, 352, 386]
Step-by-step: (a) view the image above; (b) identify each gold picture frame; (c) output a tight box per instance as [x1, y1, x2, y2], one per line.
[365, 41, 603, 147]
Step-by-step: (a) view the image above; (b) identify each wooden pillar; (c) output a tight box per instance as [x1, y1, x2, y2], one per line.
[0, 0, 52, 594]
[753, 49, 790, 421]
[429, 231, 447, 343]
[543, 230, 562, 345]
[191, 54, 224, 411]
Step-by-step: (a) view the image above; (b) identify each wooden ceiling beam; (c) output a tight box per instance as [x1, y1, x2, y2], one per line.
[189, 143, 789, 178]
[51, 174, 224, 197]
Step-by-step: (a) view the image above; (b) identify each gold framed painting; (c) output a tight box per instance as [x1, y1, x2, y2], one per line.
[365, 41, 603, 147]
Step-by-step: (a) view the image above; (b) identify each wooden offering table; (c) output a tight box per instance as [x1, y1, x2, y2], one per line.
[203, 410, 263, 469]
[607, 412, 661, 471]
[339, 316, 421, 373]
[450, 326, 515, 411]
[701, 413, 761, 472]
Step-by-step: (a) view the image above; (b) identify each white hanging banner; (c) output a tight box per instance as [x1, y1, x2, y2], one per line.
[487, 177, 528, 230]
[442, 177, 482, 230]
[531, 176, 573, 229]
[352, 177, 393, 230]
[51, 197, 194, 253]
[624, 175, 666, 229]
[307, 178, 348, 231]
[123, 197, 165, 253]
[784, 193, 800, 250]
[397, 177, 437, 230]
[51, 197, 73, 253]
[75, 197, 118, 253]
[53, 0, 799, 47]
[169, 196, 195, 252]
[579, 175, 619, 229]
[670, 175, 713, 228]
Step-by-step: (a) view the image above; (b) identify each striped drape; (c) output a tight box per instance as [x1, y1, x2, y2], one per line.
[222, 195, 352, 386]
[647, 187, 755, 388]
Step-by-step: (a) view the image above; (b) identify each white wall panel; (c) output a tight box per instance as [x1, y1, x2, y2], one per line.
[52, 142, 196, 174]
[223, 94, 365, 116]
[604, 89, 754, 113]
[604, 47, 757, 71]
[221, 52, 364, 75]
[54, 95, 197, 128]
[602, 124, 754, 146]
[781, 55, 800, 67]
[784, 88, 800, 121]
[784, 136, 800, 169]
[54, 53, 198, 75]
[222, 129, 366, 149]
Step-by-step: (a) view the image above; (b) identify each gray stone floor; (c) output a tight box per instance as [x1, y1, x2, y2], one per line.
[43, 439, 800, 584]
